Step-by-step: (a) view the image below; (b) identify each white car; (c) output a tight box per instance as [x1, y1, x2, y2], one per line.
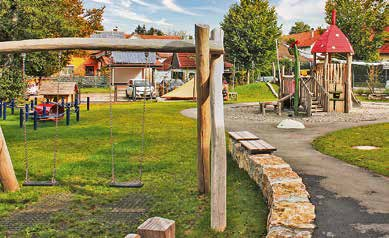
[126, 79, 155, 99]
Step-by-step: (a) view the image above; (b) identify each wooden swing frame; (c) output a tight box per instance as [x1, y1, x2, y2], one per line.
[0, 25, 227, 231]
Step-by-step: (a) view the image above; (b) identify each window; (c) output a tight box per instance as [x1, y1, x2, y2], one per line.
[85, 66, 95, 76]
[172, 71, 183, 80]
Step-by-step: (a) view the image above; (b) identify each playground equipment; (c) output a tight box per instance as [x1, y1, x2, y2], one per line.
[278, 10, 354, 116]
[107, 53, 153, 188]
[22, 53, 61, 187]
[0, 25, 227, 231]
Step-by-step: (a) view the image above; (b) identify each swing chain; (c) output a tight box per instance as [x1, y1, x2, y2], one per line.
[109, 57, 115, 183]
[52, 51, 61, 183]
[22, 52, 30, 183]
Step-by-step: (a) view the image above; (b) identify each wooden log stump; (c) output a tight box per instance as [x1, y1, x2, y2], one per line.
[137, 217, 175, 238]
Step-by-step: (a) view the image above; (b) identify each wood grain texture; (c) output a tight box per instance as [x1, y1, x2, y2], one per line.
[228, 131, 259, 141]
[137, 217, 175, 238]
[210, 27, 227, 232]
[240, 140, 277, 154]
[195, 24, 211, 195]
[345, 53, 353, 113]
[0, 38, 224, 54]
[0, 126, 19, 192]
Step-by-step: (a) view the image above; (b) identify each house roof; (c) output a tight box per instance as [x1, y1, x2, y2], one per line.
[278, 44, 311, 62]
[379, 43, 389, 54]
[311, 10, 354, 54]
[157, 55, 173, 71]
[282, 30, 322, 48]
[91, 31, 126, 39]
[126, 34, 182, 40]
[111, 52, 157, 65]
[91, 31, 158, 65]
[173, 53, 233, 69]
[39, 81, 78, 95]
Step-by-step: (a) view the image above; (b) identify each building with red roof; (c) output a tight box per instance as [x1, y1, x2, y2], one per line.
[379, 26, 389, 61]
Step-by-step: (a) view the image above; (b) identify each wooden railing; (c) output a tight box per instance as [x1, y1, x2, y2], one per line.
[311, 77, 329, 112]
[300, 79, 312, 116]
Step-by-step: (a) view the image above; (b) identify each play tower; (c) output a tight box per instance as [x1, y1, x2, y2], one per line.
[310, 9, 354, 113]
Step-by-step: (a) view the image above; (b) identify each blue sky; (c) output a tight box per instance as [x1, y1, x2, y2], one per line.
[84, 0, 327, 35]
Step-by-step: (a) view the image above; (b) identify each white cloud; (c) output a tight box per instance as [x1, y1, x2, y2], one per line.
[162, 0, 200, 16]
[111, 6, 173, 26]
[90, 0, 112, 3]
[276, 0, 326, 33]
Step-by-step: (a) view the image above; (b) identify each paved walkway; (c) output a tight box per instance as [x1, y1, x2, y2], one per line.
[182, 103, 389, 238]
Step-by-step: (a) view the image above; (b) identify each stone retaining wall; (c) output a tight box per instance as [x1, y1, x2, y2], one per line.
[229, 137, 316, 238]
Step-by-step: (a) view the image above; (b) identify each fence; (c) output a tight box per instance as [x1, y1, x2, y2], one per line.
[57, 76, 108, 88]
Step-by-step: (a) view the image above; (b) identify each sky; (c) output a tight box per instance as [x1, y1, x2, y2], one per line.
[84, 0, 327, 35]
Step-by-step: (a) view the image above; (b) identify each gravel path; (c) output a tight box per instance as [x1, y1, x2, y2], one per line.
[182, 102, 389, 238]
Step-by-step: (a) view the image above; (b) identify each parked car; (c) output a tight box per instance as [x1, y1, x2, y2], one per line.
[126, 79, 156, 99]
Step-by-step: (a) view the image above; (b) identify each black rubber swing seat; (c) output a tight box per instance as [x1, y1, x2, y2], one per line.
[23, 180, 58, 187]
[109, 181, 143, 188]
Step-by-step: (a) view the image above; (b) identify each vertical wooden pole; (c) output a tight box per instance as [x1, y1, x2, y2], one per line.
[345, 53, 353, 113]
[0, 126, 19, 192]
[210, 28, 227, 232]
[195, 24, 211, 194]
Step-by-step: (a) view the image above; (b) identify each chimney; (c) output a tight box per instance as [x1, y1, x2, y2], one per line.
[332, 9, 337, 25]
[311, 28, 315, 38]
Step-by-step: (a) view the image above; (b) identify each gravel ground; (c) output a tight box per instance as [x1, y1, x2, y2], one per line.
[225, 102, 389, 124]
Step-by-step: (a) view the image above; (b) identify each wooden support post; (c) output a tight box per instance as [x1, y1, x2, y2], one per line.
[345, 53, 353, 113]
[210, 28, 227, 232]
[0, 126, 19, 192]
[195, 24, 211, 194]
[137, 217, 175, 238]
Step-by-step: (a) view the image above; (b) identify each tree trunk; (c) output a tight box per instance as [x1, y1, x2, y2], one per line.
[246, 70, 250, 85]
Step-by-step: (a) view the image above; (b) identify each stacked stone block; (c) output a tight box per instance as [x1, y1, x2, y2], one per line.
[228, 136, 316, 238]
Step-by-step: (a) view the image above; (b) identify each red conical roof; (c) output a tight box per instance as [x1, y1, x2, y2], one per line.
[311, 10, 354, 54]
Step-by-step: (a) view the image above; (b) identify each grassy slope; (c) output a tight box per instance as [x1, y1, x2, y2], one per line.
[232, 82, 279, 103]
[0, 102, 267, 237]
[313, 123, 389, 176]
[81, 87, 110, 94]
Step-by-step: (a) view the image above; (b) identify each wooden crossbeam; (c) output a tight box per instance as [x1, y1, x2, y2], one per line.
[0, 38, 224, 54]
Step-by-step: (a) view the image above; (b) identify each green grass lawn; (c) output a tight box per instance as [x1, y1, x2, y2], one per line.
[313, 123, 389, 176]
[231, 82, 279, 103]
[0, 102, 267, 237]
[356, 95, 389, 103]
[81, 87, 110, 94]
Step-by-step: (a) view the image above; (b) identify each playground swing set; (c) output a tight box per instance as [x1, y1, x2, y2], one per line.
[0, 25, 227, 231]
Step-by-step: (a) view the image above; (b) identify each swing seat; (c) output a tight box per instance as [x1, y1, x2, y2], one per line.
[23, 180, 58, 187]
[109, 181, 143, 188]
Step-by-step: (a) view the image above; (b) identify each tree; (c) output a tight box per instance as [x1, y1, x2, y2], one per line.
[135, 25, 164, 36]
[325, 0, 387, 61]
[135, 25, 147, 34]
[147, 27, 164, 36]
[221, 0, 281, 84]
[0, 0, 104, 100]
[289, 21, 312, 34]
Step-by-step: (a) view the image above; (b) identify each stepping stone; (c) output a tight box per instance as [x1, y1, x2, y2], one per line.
[277, 119, 305, 129]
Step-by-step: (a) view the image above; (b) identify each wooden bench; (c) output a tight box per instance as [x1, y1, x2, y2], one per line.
[228, 131, 259, 141]
[259, 101, 280, 116]
[240, 139, 277, 154]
